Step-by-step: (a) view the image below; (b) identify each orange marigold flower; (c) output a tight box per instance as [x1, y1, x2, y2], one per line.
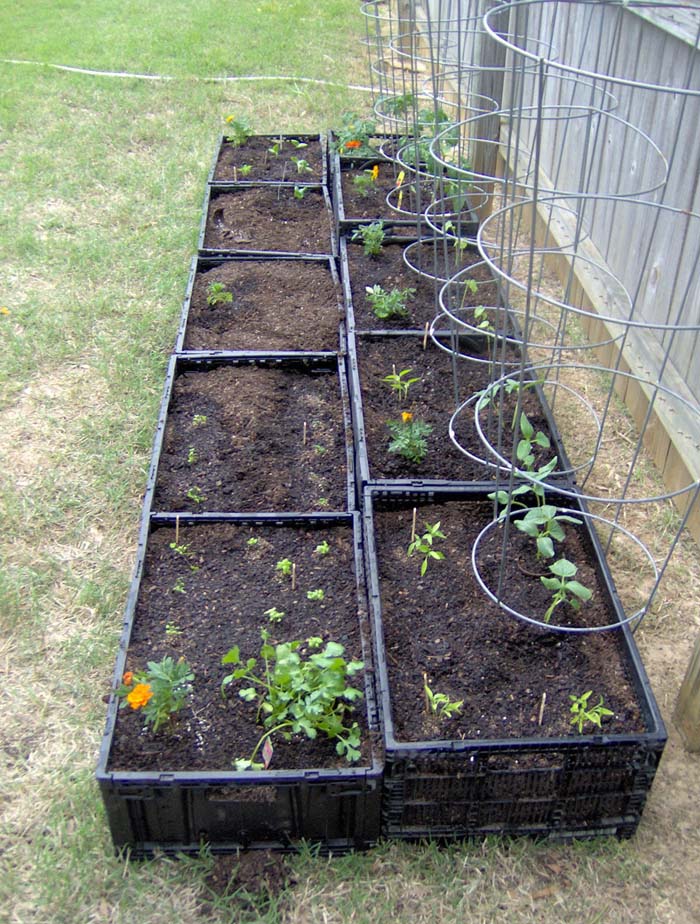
[122, 671, 134, 686]
[345, 140, 362, 149]
[127, 683, 153, 710]
[401, 411, 413, 424]
[371, 165, 379, 181]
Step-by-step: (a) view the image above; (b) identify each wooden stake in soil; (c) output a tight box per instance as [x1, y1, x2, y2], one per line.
[423, 672, 430, 715]
[411, 507, 417, 542]
[423, 321, 430, 350]
[302, 421, 307, 446]
[233, 166, 237, 183]
[291, 562, 297, 592]
[175, 514, 180, 547]
[538, 691, 547, 726]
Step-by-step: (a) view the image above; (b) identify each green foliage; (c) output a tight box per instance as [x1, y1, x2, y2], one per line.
[221, 630, 365, 767]
[515, 505, 582, 559]
[408, 521, 446, 576]
[541, 558, 593, 624]
[192, 414, 207, 427]
[516, 412, 551, 469]
[383, 367, 420, 403]
[365, 284, 415, 320]
[186, 446, 198, 464]
[246, 536, 259, 548]
[276, 558, 293, 577]
[315, 540, 330, 556]
[387, 415, 432, 464]
[569, 691, 614, 734]
[378, 92, 415, 117]
[352, 166, 379, 197]
[169, 541, 190, 556]
[293, 184, 308, 199]
[424, 674, 463, 718]
[293, 157, 312, 174]
[264, 606, 285, 624]
[473, 305, 493, 332]
[172, 577, 186, 594]
[206, 281, 233, 306]
[333, 110, 376, 155]
[224, 114, 252, 146]
[239, 163, 253, 176]
[186, 486, 204, 504]
[117, 656, 194, 733]
[352, 221, 385, 257]
[165, 621, 183, 636]
[306, 588, 325, 601]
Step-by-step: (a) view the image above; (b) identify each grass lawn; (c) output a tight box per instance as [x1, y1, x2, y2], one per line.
[1, 2, 699, 922]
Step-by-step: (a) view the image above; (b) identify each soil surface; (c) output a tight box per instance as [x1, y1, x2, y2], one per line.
[371, 499, 646, 743]
[203, 187, 333, 254]
[354, 334, 554, 481]
[213, 135, 324, 183]
[345, 240, 499, 331]
[183, 258, 342, 352]
[152, 364, 349, 513]
[108, 522, 373, 771]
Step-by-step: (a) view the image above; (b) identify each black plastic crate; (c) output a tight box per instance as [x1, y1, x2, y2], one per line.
[198, 184, 336, 258]
[96, 511, 383, 857]
[148, 353, 356, 516]
[208, 132, 328, 186]
[173, 253, 344, 355]
[362, 484, 666, 841]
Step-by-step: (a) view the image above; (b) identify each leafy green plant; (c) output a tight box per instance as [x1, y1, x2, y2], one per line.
[192, 414, 207, 427]
[289, 139, 308, 150]
[186, 486, 205, 504]
[206, 281, 233, 307]
[383, 366, 420, 402]
[293, 185, 308, 199]
[239, 163, 253, 176]
[365, 284, 415, 320]
[315, 540, 330, 556]
[187, 446, 198, 464]
[473, 305, 494, 332]
[569, 690, 613, 734]
[515, 505, 583, 559]
[293, 157, 312, 174]
[264, 607, 285, 624]
[424, 674, 463, 718]
[172, 577, 186, 594]
[224, 114, 252, 146]
[408, 521, 446, 576]
[313, 443, 327, 455]
[387, 412, 432, 464]
[246, 537, 259, 548]
[169, 541, 190, 556]
[516, 412, 551, 469]
[165, 621, 183, 636]
[307, 588, 325, 601]
[276, 558, 293, 577]
[117, 657, 194, 733]
[352, 221, 385, 257]
[267, 138, 283, 156]
[333, 110, 376, 155]
[541, 558, 593, 624]
[221, 630, 364, 767]
[378, 92, 415, 117]
[352, 165, 379, 197]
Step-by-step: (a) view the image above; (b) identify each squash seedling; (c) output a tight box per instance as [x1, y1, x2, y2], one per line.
[293, 157, 313, 174]
[515, 505, 583, 559]
[293, 185, 308, 199]
[541, 558, 592, 624]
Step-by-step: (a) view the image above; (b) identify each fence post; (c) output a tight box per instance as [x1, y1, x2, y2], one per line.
[674, 633, 700, 751]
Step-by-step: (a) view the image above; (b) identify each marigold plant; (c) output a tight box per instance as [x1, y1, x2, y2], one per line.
[117, 657, 194, 732]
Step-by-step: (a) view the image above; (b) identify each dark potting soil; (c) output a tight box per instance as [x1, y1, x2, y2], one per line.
[203, 187, 333, 254]
[339, 160, 437, 222]
[108, 523, 372, 771]
[152, 365, 349, 513]
[372, 500, 645, 744]
[183, 259, 343, 352]
[345, 240, 499, 331]
[213, 136, 324, 183]
[355, 335, 554, 481]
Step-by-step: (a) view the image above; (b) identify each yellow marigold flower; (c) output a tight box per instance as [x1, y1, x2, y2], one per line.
[225, 115, 234, 123]
[396, 170, 405, 188]
[0, 307, 9, 316]
[127, 683, 153, 710]
[371, 165, 379, 181]
[401, 411, 413, 424]
[122, 671, 134, 686]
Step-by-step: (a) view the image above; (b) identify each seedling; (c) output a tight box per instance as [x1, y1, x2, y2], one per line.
[352, 221, 385, 257]
[276, 558, 293, 577]
[222, 630, 364, 767]
[316, 497, 329, 508]
[569, 691, 613, 734]
[239, 164, 253, 176]
[514, 505, 582, 559]
[206, 281, 233, 307]
[387, 412, 432, 464]
[186, 486, 205, 504]
[246, 537, 259, 548]
[117, 657, 194, 733]
[313, 443, 327, 455]
[307, 589, 325, 601]
[265, 607, 285, 624]
[541, 558, 592, 624]
[293, 157, 313, 174]
[315, 540, 330, 556]
[365, 284, 415, 320]
[187, 446, 198, 465]
[165, 621, 183, 636]
[172, 577, 186, 594]
[352, 165, 379, 197]
[473, 306, 494, 332]
[267, 138, 283, 156]
[423, 674, 463, 719]
[169, 541, 190, 556]
[408, 521, 446, 576]
[289, 139, 308, 149]
[516, 412, 551, 469]
[192, 414, 207, 427]
[378, 92, 415, 116]
[224, 115, 252, 147]
[293, 185, 308, 199]
[383, 366, 420, 403]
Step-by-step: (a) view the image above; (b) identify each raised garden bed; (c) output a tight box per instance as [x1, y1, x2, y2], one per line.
[199, 185, 335, 256]
[342, 238, 498, 332]
[175, 255, 344, 353]
[364, 485, 666, 840]
[151, 355, 353, 514]
[97, 513, 382, 855]
[209, 133, 327, 185]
